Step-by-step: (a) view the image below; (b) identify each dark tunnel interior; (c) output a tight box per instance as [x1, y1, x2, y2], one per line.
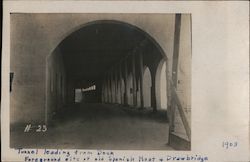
[52, 21, 164, 105]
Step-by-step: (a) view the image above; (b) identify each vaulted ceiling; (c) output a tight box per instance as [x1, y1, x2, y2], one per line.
[59, 21, 148, 82]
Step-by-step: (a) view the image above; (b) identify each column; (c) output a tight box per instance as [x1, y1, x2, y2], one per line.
[139, 52, 144, 108]
[108, 73, 112, 103]
[104, 78, 108, 103]
[111, 71, 115, 103]
[114, 68, 118, 103]
[170, 14, 182, 132]
[119, 63, 123, 104]
[132, 54, 137, 107]
[124, 59, 128, 105]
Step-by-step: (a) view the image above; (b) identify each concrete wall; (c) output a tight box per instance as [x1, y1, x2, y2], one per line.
[66, 80, 76, 105]
[10, 13, 175, 125]
[46, 47, 67, 122]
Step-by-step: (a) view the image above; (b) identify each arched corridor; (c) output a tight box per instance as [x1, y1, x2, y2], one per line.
[47, 20, 165, 110]
[44, 20, 171, 149]
[10, 14, 192, 150]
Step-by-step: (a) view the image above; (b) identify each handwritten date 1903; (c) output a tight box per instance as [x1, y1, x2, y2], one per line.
[222, 141, 238, 149]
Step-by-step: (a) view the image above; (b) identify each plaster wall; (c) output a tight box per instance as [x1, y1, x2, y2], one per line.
[46, 47, 67, 122]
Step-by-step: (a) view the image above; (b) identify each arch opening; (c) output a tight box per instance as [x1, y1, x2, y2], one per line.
[120, 78, 125, 104]
[155, 59, 168, 110]
[143, 66, 152, 108]
[45, 20, 167, 121]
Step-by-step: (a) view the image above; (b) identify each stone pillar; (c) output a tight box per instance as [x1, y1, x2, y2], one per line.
[124, 59, 128, 105]
[115, 69, 118, 104]
[139, 52, 144, 108]
[101, 82, 104, 103]
[104, 79, 107, 103]
[111, 71, 115, 103]
[119, 63, 123, 104]
[104, 78, 108, 103]
[108, 73, 112, 103]
[169, 14, 182, 132]
[113, 69, 117, 103]
[132, 54, 137, 107]
[151, 76, 157, 112]
[107, 74, 111, 103]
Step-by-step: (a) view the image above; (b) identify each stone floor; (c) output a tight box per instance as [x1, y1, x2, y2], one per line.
[10, 103, 173, 150]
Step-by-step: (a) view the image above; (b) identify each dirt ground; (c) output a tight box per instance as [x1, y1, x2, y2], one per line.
[10, 103, 173, 150]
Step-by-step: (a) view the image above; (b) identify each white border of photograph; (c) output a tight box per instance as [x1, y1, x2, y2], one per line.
[2, 1, 249, 162]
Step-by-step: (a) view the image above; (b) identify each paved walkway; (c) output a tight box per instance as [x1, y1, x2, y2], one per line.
[11, 103, 172, 150]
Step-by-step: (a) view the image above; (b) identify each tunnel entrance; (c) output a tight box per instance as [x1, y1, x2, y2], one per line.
[46, 20, 168, 120]
[74, 85, 96, 103]
[44, 20, 170, 149]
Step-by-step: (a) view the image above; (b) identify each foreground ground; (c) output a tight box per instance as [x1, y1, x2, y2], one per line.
[11, 103, 172, 150]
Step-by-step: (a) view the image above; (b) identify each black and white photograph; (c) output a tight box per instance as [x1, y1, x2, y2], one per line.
[9, 13, 192, 150]
[2, 1, 250, 162]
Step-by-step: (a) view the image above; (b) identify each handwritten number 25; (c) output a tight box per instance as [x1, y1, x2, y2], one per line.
[36, 125, 47, 132]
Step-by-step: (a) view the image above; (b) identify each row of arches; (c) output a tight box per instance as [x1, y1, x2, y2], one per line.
[101, 58, 167, 110]
[45, 20, 172, 119]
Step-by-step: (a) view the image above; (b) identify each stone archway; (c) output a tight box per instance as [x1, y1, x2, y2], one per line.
[46, 20, 168, 122]
[155, 59, 168, 110]
[143, 66, 152, 108]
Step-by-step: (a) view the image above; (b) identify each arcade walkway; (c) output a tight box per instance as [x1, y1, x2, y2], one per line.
[11, 103, 173, 150]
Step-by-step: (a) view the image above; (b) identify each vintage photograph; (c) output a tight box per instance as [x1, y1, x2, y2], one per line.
[10, 13, 192, 150]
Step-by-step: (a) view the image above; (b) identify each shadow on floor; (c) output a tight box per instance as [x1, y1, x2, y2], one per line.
[10, 103, 173, 150]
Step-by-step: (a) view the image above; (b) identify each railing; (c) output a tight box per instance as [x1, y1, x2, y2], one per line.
[169, 80, 191, 141]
